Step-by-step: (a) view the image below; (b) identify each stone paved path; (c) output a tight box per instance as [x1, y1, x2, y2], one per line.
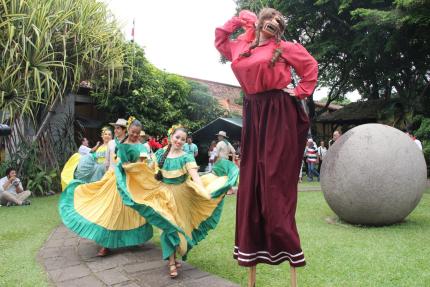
[38, 225, 239, 287]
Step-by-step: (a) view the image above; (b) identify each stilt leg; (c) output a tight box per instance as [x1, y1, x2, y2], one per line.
[248, 265, 256, 287]
[290, 267, 297, 287]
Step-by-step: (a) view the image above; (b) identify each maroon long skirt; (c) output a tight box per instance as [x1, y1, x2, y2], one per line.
[234, 89, 309, 267]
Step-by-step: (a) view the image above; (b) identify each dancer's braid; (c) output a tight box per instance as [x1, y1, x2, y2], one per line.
[155, 144, 172, 181]
[269, 37, 282, 68]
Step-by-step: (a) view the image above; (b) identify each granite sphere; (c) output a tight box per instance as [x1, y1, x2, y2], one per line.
[321, 124, 427, 225]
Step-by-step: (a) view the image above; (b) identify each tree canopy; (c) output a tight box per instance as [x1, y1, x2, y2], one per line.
[0, 0, 125, 122]
[236, 0, 430, 112]
[93, 44, 223, 135]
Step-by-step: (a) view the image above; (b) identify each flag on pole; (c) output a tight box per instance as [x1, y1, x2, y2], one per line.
[131, 18, 135, 42]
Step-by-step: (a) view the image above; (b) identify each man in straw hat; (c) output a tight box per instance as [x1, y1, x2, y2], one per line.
[215, 131, 236, 195]
[215, 131, 236, 161]
[105, 118, 127, 171]
[140, 130, 152, 157]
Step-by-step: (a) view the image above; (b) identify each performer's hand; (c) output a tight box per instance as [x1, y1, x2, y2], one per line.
[283, 88, 296, 97]
[231, 16, 247, 28]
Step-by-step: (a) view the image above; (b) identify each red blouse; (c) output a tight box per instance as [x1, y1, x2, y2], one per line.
[215, 17, 318, 99]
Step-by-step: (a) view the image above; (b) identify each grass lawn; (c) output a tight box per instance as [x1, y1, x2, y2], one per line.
[1, 189, 429, 286]
[0, 195, 61, 287]
[187, 188, 430, 287]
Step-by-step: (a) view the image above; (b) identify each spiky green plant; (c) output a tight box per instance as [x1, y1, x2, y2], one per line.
[0, 0, 125, 123]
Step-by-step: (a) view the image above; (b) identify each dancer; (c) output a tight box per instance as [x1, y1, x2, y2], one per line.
[106, 118, 128, 170]
[215, 8, 318, 286]
[59, 118, 153, 256]
[115, 125, 239, 278]
[60, 127, 113, 190]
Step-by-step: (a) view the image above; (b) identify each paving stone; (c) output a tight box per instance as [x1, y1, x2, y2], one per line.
[40, 247, 61, 259]
[123, 260, 166, 274]
[44, 256, 81, 271]
[45, 238, 67, 248]
[56, 275, 106, 287]
[122, 248, 161, 263]
[95, 268, 130, 285]
[87, 258, 119, 273]
[77, 242, 99, 260]
[131, 266, 183, 287]
[49, 264, 91, 282]
[63, 237, 79, 247]
[112, 282, 144, 287]
[181, 276, 240, 287]
[181, 267, 210, 280]
[39, 224, 238, 287]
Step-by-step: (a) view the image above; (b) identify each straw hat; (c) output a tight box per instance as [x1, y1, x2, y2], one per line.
[215, 131, 228, 138]
[109, 118, 127, 128]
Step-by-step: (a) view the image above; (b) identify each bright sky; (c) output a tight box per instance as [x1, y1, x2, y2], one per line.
[104, 0, 360, 102]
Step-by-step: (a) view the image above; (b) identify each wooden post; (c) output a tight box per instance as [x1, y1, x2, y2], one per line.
[248, 265, 256, 287]
[290, 267, 297, 287]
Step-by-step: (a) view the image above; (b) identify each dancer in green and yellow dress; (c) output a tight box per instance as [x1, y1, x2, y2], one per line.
[59, 119, 153, 255]
[60, 127, 113, 190]
[115, 125, 239, 278]
[60, 122, 239, 278]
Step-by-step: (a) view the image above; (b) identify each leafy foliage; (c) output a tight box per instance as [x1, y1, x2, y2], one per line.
[0, 0, 125, 123]
[0, 141, 58, 196]
[94, 44, 223, 135]
[235, 0, 430, 114]
[414, 116, 430, 164]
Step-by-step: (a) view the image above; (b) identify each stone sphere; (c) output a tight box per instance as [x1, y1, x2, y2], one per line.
[321, 124, 427, 225]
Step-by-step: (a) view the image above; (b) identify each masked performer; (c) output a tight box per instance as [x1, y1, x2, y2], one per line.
[215, 7, 318, 285]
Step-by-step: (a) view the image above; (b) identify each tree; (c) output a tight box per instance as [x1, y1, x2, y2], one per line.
[182, 81, 224, 131]
[235, 0, 430, 115]
[94, 44, 223, 135]
[0, 0, 125, 125]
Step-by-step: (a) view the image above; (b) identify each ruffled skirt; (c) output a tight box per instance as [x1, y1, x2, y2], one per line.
[116, 159, 238, 259]
[59, 159, 238, 258]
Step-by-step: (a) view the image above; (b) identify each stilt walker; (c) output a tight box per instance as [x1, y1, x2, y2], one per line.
[215, 8, 318, 286]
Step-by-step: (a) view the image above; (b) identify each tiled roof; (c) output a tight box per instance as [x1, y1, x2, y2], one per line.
[183, 76, 243, 115]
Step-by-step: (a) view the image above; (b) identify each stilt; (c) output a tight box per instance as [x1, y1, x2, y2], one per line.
[290, 266, 297, 287]
[248, 265, 256, 287]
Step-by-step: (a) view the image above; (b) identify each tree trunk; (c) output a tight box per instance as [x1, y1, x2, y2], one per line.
[35, 95, 60, 141]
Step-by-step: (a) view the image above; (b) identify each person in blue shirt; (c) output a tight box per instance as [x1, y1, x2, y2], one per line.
[183, 135, 198, 158]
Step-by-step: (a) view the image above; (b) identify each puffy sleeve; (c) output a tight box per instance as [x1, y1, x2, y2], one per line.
[154, 147, 165, 163]
[139, 144, 149, 158]
[281, 42, 318, 99]
[214, 16, 244, 61]
[183, 153, 198, 172]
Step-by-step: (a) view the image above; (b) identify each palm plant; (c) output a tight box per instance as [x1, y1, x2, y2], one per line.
[0, 0, 125, 126]
[0, 0, 126, 193]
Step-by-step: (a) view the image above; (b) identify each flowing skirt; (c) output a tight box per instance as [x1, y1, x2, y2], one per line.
[59, 170, 153, 248]
[117, 159, 239, 260]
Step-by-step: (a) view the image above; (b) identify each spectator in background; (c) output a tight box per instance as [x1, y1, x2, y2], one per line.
[207, 141, 217, 172]
[0, 167, 31, 206]
[148, 136, 162, 151]
[183, 135, 198, 158]
[161, 136, 169, 147]
[317, 140, 328, 173]
[329, 130, 342, 148]
[215, 131, 236, 195]
[140, 130, 152, 157]
[78, 137, 100, 155]
[215, 131, 235, 161]
[405, 129, 423, 151]
[305, 139, 319, 182]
